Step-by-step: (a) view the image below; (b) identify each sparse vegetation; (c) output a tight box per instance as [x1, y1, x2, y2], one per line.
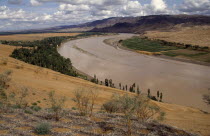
[34, 122, 51, 135]
[0, 70, 13, 112]
[102, 94, 163, 135]
[0, 57, 8, 65]
[31, 105, 42, 112]
[48, 91, 66, 121]
[73, 88, 99, 116]
[203, 93, 210, 105]
[14, 86, 29, 109]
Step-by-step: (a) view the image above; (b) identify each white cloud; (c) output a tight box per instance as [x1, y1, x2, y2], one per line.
[1, 0, 210, 31]
[30, 0, 42, 6]
[151, 0, 167, 12]
[179, 0, 210, 14]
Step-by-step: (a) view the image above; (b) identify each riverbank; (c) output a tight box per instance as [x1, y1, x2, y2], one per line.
[58, 34, 210, 112]
[104, 36, 210, 67]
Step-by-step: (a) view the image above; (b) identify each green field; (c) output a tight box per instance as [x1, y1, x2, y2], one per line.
[121, 37, 210, 63]
[122, 37, 178, 52]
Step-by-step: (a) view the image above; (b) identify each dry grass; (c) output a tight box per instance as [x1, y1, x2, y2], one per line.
[0, 109, 197, 136]
[0, 33, 80, 41]
[145, 26, 210, 47]
[0, 44, 210, 136]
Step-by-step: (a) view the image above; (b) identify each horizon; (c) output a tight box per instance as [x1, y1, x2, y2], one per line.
[0, 0, 210, 32]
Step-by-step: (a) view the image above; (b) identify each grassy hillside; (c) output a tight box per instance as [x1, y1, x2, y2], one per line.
[0, 43, 210, 135]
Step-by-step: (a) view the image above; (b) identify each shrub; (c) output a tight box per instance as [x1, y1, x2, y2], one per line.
[31, 105, 42, 112]
[135, 96, 160, 122]
[102, 100, 120, 114]
[32, 102, 37, 106]
[0, 70, 13, 112]
[102, 94, 162, 136]
[203, 93, 210, 105]
[34, 122, 51, 135]
[24, 109, 33, 114]
[15, 86, 29, 109]
[157, 112, 166, 121]
[0, 58, 8, 65]
[48, 91, 66, 121]
[73, 88, 99, 116]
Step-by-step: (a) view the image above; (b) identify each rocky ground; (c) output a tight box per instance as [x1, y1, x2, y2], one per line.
[0, 108, 198, 136]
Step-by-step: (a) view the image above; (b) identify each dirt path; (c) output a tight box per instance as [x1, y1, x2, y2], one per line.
[58, 34, 210, 112]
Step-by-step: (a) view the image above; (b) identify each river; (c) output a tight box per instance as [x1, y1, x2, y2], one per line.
[58, 34, 210, 112]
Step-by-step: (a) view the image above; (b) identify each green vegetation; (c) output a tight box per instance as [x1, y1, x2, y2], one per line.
[102, 94, 163, 136]
[0, 70, 13, 111]
[30, 105, 42, 112]
[48, 91, 66, 121]
[203, 93, 210, 105]
[122, 36, 210, 63]
[73, 88, 99, 117]
[1, 33, 106, 78]
[122, 37, 178, 52]
[34, 122, 51, 135]
[10, 37, 77, 76]
[163, 51, 209, 57]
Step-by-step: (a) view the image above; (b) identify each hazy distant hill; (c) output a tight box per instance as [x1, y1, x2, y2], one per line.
[89, 15, 210, 33]
[48, 14, 210, 33]
[1, 15, 210, 35]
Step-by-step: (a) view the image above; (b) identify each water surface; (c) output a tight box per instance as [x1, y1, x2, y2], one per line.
[58, 34, 210, 112]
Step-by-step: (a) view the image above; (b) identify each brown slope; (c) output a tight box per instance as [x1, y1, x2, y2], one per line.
[0, 44, 210, 136]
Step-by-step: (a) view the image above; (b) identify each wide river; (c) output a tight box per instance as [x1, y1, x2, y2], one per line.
[58, 34, 210, 112]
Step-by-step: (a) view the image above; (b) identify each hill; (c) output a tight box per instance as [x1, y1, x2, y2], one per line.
[0, 40, 210, 135]
[90, 15, 210, 33]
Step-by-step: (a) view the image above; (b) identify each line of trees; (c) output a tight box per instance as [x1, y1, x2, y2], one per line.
[91, 75, 163, 102]
[1, 33, 107, 77]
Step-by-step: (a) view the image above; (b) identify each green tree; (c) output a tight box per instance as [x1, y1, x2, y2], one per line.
[147, 89, 150, 98]
[160, 93, 163, 102]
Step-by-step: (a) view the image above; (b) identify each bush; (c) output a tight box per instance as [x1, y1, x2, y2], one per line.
[102, 94, 162, 136]
[102, 100, 120, 113]
[135, 96, 160, 122]
[0, 58, 8, 65]
[73, 88, 99, 116]
[0, 70, 13, 112]
[24, 109, 33, 114]
[203, 93, 210, 105]
[34, 122, 51, 135]
[31, 105, 42, 112]
[48, 91, 66, 121]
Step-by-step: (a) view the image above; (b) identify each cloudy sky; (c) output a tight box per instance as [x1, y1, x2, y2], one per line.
[0, 0, 210, 31]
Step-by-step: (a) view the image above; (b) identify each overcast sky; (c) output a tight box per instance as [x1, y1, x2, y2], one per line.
[0, 0, 210, 31]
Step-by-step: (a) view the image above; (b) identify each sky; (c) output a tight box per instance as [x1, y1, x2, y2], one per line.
[0, 0, 210, 31]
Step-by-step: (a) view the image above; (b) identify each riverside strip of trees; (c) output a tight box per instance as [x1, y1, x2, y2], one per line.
[1, 33, 104, 77]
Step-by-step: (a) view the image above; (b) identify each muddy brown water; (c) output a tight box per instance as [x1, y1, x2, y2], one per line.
[58, 34, 210, 112]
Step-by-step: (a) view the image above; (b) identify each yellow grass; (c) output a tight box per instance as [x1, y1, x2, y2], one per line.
[0, 33, 80, 41]
[145, 26, 210, 47]
[136, 50, 162, 55]
[0, 44, 210, 136]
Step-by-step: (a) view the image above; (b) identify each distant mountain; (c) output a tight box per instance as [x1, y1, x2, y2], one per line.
[89, 15, 210, 33]
[1, 15, 210, 35]
[53, 17, 141, 32]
